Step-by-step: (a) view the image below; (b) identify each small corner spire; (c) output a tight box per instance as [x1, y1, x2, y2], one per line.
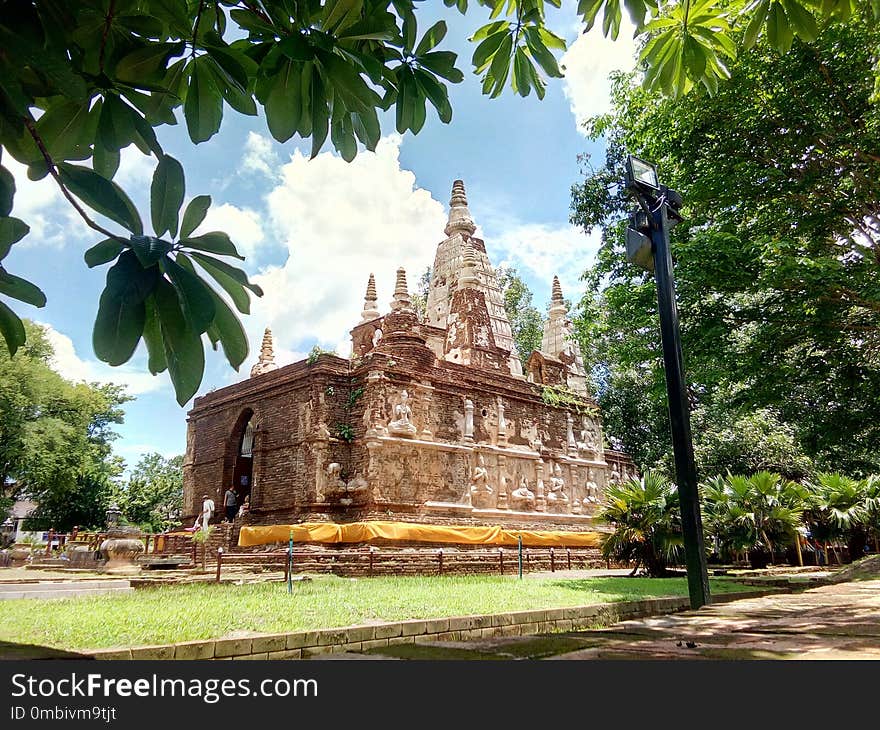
[458, 239, 480, 288]
[444, 179, 476, 237]
[250, 327, 278, 377]
[551, 275, 564, 304]
[390, 267, 413, 311]
[361, 273, 380, 322]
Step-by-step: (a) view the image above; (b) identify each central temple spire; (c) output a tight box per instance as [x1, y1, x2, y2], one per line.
[444, 179, 476, 237]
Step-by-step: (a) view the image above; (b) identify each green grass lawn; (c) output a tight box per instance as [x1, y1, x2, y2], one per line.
[0, 575, 756, 651]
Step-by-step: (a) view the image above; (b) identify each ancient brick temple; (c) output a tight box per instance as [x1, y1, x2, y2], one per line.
[182, 181, 635, 536]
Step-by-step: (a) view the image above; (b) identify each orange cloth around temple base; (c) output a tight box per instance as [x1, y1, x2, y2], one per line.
[237, 521, 602, 548]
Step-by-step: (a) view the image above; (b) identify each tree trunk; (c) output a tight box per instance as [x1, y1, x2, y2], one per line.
[847, 531, 867, 564]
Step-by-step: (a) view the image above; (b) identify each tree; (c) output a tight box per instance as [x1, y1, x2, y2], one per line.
[2, 1, 874, 405]
[411, 266, 432, 322]
[570, 14, 880, 476]
[111, 452, 183, 531]
[1, 320, 130, 531]
[701, 472, 803, 567]
[597, 471, 683, 576]
[496, 265, 542, 365]
[803, 472, 871, 562]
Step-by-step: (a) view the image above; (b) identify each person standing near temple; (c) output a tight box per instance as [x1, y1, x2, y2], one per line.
[200, 493, 215, 532]
[223, 486, 238, 523]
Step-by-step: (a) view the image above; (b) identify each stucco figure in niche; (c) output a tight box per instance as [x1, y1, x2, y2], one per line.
[468, 454, 493, 508]
[546, 463, 569, 512]
[388, 389, 417, 437]
[582, 467, 601, 510]
[509, 474, 536, 511]
[372, 328, 383, 348]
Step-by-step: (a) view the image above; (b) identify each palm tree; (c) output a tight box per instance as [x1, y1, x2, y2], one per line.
[865, 475, 880, 553]
[701, 472, 803, 568]
[597, 471, 683, 577]
[803, 473, 869, 563]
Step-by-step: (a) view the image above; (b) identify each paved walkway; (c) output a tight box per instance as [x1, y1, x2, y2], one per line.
[360, 579, 880, 660]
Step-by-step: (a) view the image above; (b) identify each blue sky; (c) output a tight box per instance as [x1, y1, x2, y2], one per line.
[5, 2, 638, 471]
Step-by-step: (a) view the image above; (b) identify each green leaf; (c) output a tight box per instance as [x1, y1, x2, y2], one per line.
[578, 0, 606, 31]
[205, 45, 253, 92]
[151, 155, 185, 238]
[623, 0, 649, 28]
[487, 33, 513, 97]
[602, 0, 623, 40]
[684, 36, 708, 82]
[84, 238, 125, 268]
[0, 299, 26, 356]
[180, 231, 244, 260]
[115, 43, 185, 85]
[767, 2, 794, 53]
[472, 31, 509, 71]
[142, 294, 167, 375]
[415, 21, 448, 56]
[189, 251, 262, 314]
[97, 95, 138, 153]
[414, 69, 452, 123]
[310, 69, 329, 157]
[513, 47, 532, 97]
[323, 0, 364, 34]
[206, 58, 259, 116]
[35, 100, 92, 161]
[396, 68, 414, 133]
[93, 144, 121, 179]
[0, 268, 46, 307]
[524, 27, 563, 79]
[185, 58, 224, 143]
[265, 59, 303, 143]
[93, 251, 158, 365]
[418, 52, 465, 83]
[57, 163, 143, 235]
[402, 10, 417, 51]
[781, 0, 818, 42]
[0, 165, 13, 217]
[161, 256, 216, 334]
[470, 21, 508, 42]
[0, 217, 29, 259]
[152, 277, 205, 405]
[180, 195, 212, 239]
[130, 235, 174, 268]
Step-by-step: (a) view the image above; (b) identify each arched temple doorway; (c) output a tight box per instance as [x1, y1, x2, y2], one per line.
[229, 410, 256, 509]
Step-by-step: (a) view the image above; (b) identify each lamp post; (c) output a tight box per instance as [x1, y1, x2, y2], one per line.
[623, 155, 711, 610]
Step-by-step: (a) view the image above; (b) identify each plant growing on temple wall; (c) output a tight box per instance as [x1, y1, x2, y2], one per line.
[335, 424, 355, 442]
[539, 384, 598, 417]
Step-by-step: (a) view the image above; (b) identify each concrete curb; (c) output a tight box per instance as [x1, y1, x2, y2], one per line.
[86, 588, 781, 660]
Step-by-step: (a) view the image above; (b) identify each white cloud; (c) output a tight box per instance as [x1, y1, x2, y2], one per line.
[490, 223, 602, 302]
[561, 18, 638, 126]
[4, 157, 67, 248]
[115, 147, 156, 189]
[246, 135, 446, 363]
[41, 323, 165, 396]
[195, 202, 266, 260]
[241, 132, 279, 178]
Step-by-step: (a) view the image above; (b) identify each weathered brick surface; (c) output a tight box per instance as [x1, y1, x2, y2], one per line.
[214, 637, 252, 658]
[173, 641, 215, 660]
[129, 645, 175, 660]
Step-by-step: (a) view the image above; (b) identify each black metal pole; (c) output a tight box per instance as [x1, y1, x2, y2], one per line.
[650, 200, 711, 609]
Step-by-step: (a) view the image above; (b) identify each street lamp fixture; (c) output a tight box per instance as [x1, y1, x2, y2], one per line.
[622, 154, 711, 610]
[625, 155, 660, 192]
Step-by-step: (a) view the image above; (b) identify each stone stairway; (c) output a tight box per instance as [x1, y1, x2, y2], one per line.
[0, 579, 134, 600]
